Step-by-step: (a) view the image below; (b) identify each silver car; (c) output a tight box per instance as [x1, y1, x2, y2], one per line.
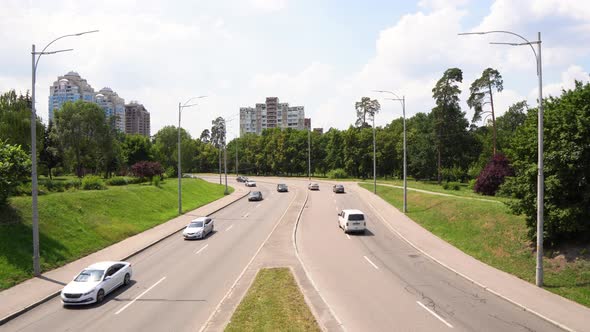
[183, 217, 214, 240]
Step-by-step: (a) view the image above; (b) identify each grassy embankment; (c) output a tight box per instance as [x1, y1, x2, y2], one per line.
[226, 268, 320, 332]
[0, 178, 231, 290]
[359, 183, 590, 307]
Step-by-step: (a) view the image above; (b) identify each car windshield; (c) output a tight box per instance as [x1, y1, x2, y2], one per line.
[189, 221, 204, 228]
[336, 185, 343, 188]
[250, 192, 260, 196]
[349, 214, 364, 221]
[74, 269, 104, 282]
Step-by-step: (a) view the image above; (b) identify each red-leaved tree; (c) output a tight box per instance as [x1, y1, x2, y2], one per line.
[474, 153, 514, 196]
[131, 161, 164, 179]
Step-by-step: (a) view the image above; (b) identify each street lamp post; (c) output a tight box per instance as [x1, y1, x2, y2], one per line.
[374, 90, 407, 213]
[308, 128, 311, 181]
[373, 114, 376, 194]
[459, 30, 544, 287]
[178, 96, 207, 215]
[30, 30, 98, 276]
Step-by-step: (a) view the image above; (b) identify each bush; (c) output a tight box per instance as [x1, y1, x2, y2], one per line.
[152, 176, 161, 188]
[40, 179, 68, 192]
[131, 161, 164, 179]
[441, 167, 466, 182]
[327, 168, 348, 179]
[82, 176, 106, 190]
[0, 141, 31, 204]
[64, 179, 81, 191]
[474, 153, 514, 196]
[467, 179, 476, 190]
[442, 182, 461, 191]
[106, 176, 129, 186]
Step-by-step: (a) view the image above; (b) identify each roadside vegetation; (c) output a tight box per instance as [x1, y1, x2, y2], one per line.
[0, 178, 229, 290]
[226, 268, 320, 332]
[359, 183, 590, 307]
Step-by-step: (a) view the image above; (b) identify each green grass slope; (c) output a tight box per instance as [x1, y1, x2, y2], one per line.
[0, 178, 230, 290]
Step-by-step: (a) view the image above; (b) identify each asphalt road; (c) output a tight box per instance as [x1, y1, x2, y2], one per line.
[2, 181, 294, 332]
[296, 182, 562, 332]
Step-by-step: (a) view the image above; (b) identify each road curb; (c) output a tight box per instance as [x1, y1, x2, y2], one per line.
[0, 189, 249, 327]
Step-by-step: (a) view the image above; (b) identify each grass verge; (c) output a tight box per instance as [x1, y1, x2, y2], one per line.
[225, 268, 320, 332]
[359, 183, 590, 308]
[0, 178, 231, 290]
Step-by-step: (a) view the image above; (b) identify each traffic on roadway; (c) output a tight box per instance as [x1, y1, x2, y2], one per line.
[2, 177, 567, 331]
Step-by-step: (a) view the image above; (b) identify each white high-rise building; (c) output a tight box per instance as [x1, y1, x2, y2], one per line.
[48, 71, 95, 122]
[240, 97, 307, 136]
[95, 87, 126, 132]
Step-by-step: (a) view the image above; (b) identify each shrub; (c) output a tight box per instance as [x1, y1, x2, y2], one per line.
[327, 168, 348, 179]
[131, 161, 164, 179]
[440, 167, 466, 183]
[474, 153, 514, 196]
[82, 176, 106, 190]
[442, 182, 461, 191]
[152, 176, 161, 188]
[0, 141, 31, 204]
[64, 179, 81, 190]
[106, 176, 129, 186]
[40, 179, 68, 192]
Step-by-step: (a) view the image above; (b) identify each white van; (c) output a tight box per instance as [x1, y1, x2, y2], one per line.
[338, 209, 366, 234]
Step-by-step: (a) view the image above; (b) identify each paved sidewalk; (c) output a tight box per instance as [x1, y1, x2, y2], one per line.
[352, 182, 590, 332]
[0, 184, 248, 325]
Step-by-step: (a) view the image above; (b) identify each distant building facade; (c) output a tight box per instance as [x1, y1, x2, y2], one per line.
[125, 102, 151, 137]
[95, 87, 126, 132]
[240, 97, 307, 136]
[48, 71, 95, 122]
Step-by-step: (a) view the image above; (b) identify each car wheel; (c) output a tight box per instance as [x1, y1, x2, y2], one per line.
[96, 289, 105, 304]
[123, 273, 131, 286]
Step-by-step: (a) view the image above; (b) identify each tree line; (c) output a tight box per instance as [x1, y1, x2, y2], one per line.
[1, 67, 589, 245]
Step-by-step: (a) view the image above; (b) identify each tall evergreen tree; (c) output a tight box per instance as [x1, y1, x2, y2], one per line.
[354, 97, 381, 128]
[431, 68, 469, 183]
[468, 68, 504, 155]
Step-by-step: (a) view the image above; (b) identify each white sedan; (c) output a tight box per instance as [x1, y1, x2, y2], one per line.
[245, 180, 257, 187]
[61, 261, 132, 305]
[183, 217, 214, 239]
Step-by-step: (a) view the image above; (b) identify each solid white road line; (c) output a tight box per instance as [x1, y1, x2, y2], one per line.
[255, 203, 261, 208]
[243, 212, 249, 218]
[346, 234, 351, 240]
[195, 244, 209, 255]
[226, 225, 234, 232]
[115, 276, 166, 315]
[417, 301, 453, 328]
[363, 256, 379, 270]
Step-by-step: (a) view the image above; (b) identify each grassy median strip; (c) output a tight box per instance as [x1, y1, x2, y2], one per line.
[0, 178, 231, 290]
[359, 183, 590, 307]
[226, 268, 321, 332]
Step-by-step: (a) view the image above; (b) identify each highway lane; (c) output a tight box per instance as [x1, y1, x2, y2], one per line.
[3, 181, 296, 332]
[297, 182, 562, 332]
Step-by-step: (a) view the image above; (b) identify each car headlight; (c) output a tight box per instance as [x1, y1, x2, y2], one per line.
[83, 289, 95, 296]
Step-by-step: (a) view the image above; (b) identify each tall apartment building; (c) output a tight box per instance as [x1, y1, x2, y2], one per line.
[95, 87, 126, 132]
[125, 102, 151, 137]
[240, 97, 308, 136]
[48, 71, 95, 122]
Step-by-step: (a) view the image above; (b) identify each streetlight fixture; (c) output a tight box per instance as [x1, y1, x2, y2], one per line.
[374, 90, 407, 213]
[178, 96, 207, 214]
[459, 30, 544, 287]
[308, 128, 311, 181]
[30, 30, 98, 276]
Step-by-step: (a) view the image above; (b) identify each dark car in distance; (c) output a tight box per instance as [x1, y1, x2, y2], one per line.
[277, 184, 288, 192]
[333, 184, 345, 193]
[236, 176, 248, 182]
[248, 191, 263, 201]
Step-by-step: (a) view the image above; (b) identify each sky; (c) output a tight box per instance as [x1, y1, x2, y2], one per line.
[1, 0, 589, 140]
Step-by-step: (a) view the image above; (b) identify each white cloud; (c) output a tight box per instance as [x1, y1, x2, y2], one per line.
[249, 0, 288, 12]
[535, 65, 590, 98]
